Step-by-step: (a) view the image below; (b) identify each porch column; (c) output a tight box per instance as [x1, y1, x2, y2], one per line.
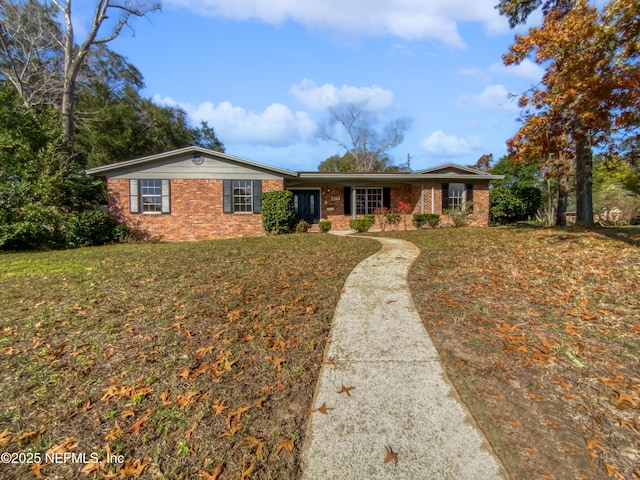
[431, 186, 435, 214]
[352, 187, 357, 219]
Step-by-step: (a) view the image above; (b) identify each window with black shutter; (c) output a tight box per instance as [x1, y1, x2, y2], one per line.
[130, 179, 170, 214]
[223, 180, 263, 214]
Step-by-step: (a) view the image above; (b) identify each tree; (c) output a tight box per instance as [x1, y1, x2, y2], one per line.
[499, 0, 640, 226]
[318, 103, 411, 172]
[51, 0, 160, 144]
[489, 155, 543, 224]
[318, 153, 357, 172]
[469, 153, 494, 172]
[0, 0, 63, 108]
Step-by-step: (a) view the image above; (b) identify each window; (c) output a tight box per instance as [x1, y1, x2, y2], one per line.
[442, 183, 473, 211]
[233, 180, 253, 213]
[355, 188, 383, 215]
[223, 180, 262, 214]
[140, 180, 163, 212]
[448, 183, 464, 210]
[129, 179, 170, 214]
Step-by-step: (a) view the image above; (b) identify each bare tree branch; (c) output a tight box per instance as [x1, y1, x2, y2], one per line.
[319, 103, 410, 171]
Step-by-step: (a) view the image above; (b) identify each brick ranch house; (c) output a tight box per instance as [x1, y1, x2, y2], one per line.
[86, 146, 504, 242]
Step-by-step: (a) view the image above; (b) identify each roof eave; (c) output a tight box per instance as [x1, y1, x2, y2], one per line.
[85, 146, 299, 177]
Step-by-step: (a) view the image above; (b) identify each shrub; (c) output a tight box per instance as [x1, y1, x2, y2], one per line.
[490, 186, 542, 225]
[66, 210, 118, 247]
[373, 206, 388, 231]
[412, 213, 440, 229]
[295, 219, 309, 233]
[386, 211, 402, 230]
[397, 201, 412, 230]
[412, 213, 428, 229]
[425, 213, 440, 228]
[261, 190, 296, 234]
[318, 220, 331, 233]
[112, 223, 133, 242]
[349, 216, 375, 233]
[0, 204, 67, 251]
[445, 207, 473, 227]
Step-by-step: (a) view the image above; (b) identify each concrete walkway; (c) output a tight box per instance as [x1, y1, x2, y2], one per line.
[301, 237, 507, 480]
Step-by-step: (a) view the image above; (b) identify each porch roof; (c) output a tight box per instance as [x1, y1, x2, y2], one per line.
[285, 171, 503, 188]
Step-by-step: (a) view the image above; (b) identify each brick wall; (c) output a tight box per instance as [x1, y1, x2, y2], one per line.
[317, 183, 491, 231]
[107, 178, 283, 242]
[107, 178, 491, 241]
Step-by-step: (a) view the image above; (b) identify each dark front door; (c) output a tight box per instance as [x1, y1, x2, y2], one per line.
[293, 190, 320, 224]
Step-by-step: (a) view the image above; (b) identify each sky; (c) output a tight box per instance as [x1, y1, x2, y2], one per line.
[93, 0, 546, 172]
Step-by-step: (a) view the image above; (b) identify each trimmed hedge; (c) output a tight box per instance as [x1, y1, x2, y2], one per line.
[318, 220, 331, 233]
[349, 216, 375, 233]
[261, 190, 296, 234]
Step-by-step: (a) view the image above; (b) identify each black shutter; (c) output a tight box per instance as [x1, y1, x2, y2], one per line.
[129, 179, 139, 213]
[465, 183, 474, 212]
[223, 180, 233, 214]
[252, 180, 262, 213]
[344, 187, 351, 215]
[383, 187, 391, 209]
[441, 183, 449, 211]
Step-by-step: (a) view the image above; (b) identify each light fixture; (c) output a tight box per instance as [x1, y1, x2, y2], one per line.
[191, 152, 204, 165]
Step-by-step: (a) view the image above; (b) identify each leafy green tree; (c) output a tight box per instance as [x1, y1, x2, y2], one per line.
[317, 152, 404, 172]
[489, 156, 543, 224]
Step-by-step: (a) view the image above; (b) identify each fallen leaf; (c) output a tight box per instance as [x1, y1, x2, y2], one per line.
[620, 418, 639, 434]
[29, 463, 43, 478]
[275, 437, 295, 457]
[315, 402, 334, 414]
[226, 406, 250, 428]
[384, 445, 398, 465]
[605, 463, 625, 480]
[212, 402, 228, 416]
[0, 428, 11, 445]
[199, 463, 222, 480]
[240, 459, 254, 480]
[337, 385, 355, 396]
[120, 457, 149, 477]
[104, 421, 122, 441]
[585, 438, 608, 454]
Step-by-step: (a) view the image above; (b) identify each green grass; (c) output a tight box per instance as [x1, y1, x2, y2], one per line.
[0, 234, 379, 479]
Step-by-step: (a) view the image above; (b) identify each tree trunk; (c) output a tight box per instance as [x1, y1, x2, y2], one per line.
[61, 76, 75, 144]
[574, 116, 593, 225]
[556, 175, 567, 226]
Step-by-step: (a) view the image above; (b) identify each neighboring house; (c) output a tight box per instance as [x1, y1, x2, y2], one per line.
[86, 146, 504, 242]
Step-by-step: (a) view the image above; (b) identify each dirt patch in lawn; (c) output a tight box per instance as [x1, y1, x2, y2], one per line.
[375, 226, 639, 480]
[0, 234, 379, 479]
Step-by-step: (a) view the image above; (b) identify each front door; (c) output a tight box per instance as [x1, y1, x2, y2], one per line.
[293, 190, 320, 224]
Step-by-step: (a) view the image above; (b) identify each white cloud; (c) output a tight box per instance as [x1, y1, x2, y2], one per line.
[289, 79, 395, 111]
[458, 67, 490, 82]
[421, 130, 481, 158]
[489, 59, 544, 81]
[165, 0, 508, 47]
[460, 59, 543, 83]
[153, 95, 317, 146]
[457, 84, 519, 112]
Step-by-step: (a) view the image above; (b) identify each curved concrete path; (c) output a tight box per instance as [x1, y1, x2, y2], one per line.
[301, 237, 507, 479]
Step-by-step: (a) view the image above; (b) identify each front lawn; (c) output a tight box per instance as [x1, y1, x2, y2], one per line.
[0, 234, 379, 479]
[380, 226, 640, 480]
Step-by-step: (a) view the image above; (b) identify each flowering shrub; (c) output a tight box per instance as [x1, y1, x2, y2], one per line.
[373, 206, 388, 231]
[397, 201, 412, 230]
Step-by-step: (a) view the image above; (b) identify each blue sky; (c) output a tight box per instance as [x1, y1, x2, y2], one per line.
[97, 0, 545, 171]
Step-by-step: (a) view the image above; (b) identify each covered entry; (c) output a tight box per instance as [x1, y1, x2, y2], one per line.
[292, 190, 320, 224]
